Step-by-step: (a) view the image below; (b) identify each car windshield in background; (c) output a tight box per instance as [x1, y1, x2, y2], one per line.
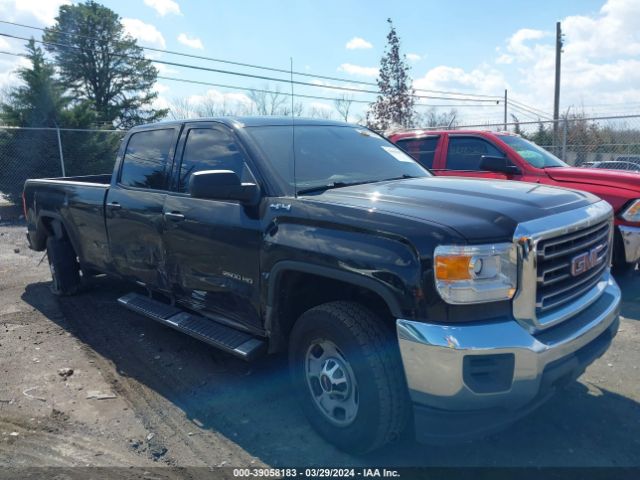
[499, 135, 568, 168]
[245, 125, 430, 195]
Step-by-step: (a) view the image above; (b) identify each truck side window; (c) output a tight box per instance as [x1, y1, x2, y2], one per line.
[120, 129, 175, 189]
[177, 128, 251, 193]
[446, 137, 504, 171]
[395, 137, 439, 168]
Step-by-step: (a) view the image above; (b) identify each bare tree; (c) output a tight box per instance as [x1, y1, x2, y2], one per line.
[416, 107, 458, 128]
[334, 94, 354, 122]
[168, 97, 197, 120]
[308, 106, 335, 120]
[249, 85, 289, 116]
[282, 101, 304, 117]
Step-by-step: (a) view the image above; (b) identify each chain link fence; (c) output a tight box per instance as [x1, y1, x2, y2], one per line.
[447, 114, 640, 168]
[0, 126, 125, 204]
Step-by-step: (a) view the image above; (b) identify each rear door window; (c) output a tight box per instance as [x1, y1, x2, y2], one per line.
[395, 136, 439, 169]
[120, 129, 175, 189]
[446, 136, 504, 171]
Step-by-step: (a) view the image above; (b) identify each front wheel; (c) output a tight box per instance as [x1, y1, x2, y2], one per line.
[289, 301, 409, 454]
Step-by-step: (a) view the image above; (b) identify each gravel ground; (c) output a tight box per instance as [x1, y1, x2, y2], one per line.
[0, 221, 639, 469]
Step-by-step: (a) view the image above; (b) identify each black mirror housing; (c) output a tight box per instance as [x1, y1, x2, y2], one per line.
[480, 155, 520, 175]
[188, 170, 259, 204]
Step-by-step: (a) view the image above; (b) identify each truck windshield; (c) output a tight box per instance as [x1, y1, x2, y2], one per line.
[499, 135, 568, 168]
[245, 125, 430, 195]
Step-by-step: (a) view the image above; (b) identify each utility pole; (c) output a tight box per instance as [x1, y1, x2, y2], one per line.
[553, 21, 563, 150]
[503, 89, 508, 131]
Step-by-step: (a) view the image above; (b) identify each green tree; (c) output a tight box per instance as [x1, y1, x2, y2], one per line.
[43, 0, 167, 128]
[367, 19, 415, 130]
[1, 39, 68, 128]
[0, 40, 69, 201]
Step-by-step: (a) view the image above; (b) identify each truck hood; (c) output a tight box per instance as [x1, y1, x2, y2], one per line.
[545, 166, 640, 192]
[306, 177, 597, 242]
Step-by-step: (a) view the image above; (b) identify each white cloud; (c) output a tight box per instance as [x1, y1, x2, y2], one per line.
[144, 0, 182, 16]
[345, 37, 373, 50]
[406, 53, 421, 62]
[0, 0, 70, 26]
[337, 63, 378, 77]
[122, 18, 166, 48]
[177, 33, 204, 50]
[414, 65, 507, 96]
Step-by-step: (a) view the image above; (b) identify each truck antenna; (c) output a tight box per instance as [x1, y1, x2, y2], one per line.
[290, 57, 297, 198]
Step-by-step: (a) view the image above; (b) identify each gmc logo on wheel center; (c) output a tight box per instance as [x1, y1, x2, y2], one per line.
[570, 243, 606, 276]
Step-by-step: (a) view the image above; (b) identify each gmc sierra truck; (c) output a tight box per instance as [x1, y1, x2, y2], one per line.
[388, 129, 640, 273]
[24, 118, 621, 453]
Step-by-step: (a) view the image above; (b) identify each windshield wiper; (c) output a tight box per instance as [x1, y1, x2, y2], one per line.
[297, 175, 420, 195]
[297, 181, 366, 195]
[373, 174, 420, 182]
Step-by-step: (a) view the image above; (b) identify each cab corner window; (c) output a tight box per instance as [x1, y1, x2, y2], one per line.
[446, 137, 504, 171]
[395, 136, 439, 169]
[177, 128, 251, 193]
[120, 129, 175, 189]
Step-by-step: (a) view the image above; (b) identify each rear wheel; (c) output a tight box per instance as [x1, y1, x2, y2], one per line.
[46, 236, 81, 295]
[289, 301, 409, 454]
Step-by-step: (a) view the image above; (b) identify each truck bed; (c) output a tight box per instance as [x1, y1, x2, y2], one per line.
[23, 174, 112, 271]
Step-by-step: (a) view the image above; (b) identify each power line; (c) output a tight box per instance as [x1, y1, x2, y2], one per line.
[508, 98, 552, 118]
[507, 101, 552, 120]
[0, 50, 500, 110]
[0, 18, 504, 101]
[158, 75, 501, 108]
[0, 31, 503, 103]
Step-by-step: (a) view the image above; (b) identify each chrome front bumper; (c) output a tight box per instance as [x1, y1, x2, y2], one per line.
[396, 272, 620, 439]
[619, 225, 640, 263]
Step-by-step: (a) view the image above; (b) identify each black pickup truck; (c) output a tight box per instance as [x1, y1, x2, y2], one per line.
[23, 117, 621, 453]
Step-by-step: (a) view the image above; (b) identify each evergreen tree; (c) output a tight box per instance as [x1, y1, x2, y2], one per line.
[1, 39, 68, 128]
[43, 0, 167, 128]
[367, 19, 415, 130]
[0, 40, 68, 201]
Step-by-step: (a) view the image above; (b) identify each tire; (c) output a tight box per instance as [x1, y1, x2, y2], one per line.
[46, 236, 81, 295]
[289, 301, 410, 454]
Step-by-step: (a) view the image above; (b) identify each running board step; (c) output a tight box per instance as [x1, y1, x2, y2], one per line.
[117, 293, 265, 361]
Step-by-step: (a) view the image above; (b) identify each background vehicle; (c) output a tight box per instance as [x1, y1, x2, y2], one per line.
[24, 118, 620, 453]
[388, 129, 640, 273]
[581, 161, 640, 172]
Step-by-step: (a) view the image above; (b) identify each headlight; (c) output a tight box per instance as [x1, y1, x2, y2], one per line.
[620, 199, 640, 223]
[434, 243, 518, 304]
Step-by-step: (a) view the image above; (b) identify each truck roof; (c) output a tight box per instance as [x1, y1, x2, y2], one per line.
[388, 129, 518, 140]
[129, 116, 353, 132]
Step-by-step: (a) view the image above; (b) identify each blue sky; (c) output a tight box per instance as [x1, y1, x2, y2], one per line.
[1, 0, 639, 124]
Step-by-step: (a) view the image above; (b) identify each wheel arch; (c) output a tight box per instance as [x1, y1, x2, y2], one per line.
[265, 261, 402, 353]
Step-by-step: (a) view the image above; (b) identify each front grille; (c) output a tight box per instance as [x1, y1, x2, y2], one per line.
[536, 220, 611, 314]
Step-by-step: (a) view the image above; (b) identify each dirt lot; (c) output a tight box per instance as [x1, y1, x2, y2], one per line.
[1, 220, 639, 469]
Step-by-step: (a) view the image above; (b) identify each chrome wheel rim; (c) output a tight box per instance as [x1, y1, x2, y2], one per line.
[305, 339, 359, 426]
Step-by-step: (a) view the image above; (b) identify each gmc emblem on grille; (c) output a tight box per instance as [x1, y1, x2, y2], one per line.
[571, 244, 606, 276]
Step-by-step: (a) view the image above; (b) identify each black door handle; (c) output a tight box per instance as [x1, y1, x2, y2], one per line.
[107, 201, 121, 210]
[164, 211, 185, 221]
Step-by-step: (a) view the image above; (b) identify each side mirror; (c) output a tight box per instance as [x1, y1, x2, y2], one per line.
[480, 155, 520, 175]
[188, 170, 259, 204]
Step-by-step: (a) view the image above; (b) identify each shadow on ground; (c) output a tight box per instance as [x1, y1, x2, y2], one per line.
[22, 276, 640, 467]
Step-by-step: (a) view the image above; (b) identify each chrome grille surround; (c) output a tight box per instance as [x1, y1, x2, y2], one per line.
[512, 200, 614, 332]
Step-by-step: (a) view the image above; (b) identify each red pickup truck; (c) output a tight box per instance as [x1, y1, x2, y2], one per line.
[388, 129, 640, 273]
